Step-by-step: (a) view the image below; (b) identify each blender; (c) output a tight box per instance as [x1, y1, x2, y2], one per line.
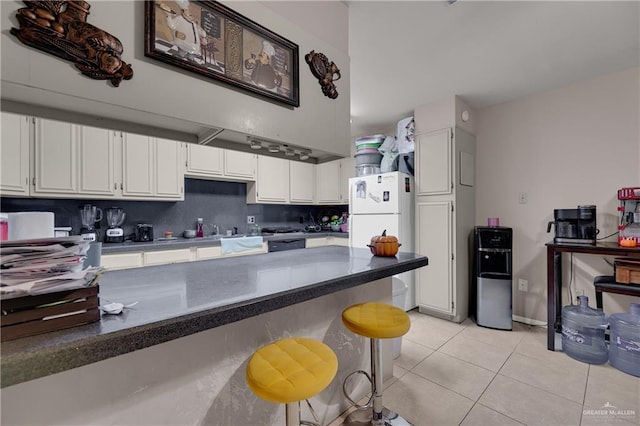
[79, 204, 102, 241]
[105, 207, 126, 243]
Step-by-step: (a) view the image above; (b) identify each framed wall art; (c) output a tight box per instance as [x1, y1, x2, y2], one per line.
[145, 0, 299, 107]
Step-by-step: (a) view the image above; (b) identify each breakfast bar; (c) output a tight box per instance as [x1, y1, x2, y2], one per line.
[1, 246, 427, 425]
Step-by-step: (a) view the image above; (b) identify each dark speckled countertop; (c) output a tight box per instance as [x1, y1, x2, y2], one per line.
[1, 246, 427, 388]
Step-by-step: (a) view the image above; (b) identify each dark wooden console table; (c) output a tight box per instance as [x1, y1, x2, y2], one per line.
[546, 241, 640, 351]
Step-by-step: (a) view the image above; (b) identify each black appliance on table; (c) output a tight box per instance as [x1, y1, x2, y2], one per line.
[134, 224, 154, 242]
[471, 226, 513, 330]
[546, 205, 597, 245]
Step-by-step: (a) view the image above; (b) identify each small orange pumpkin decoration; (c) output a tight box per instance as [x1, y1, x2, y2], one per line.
[367, 229, 401, 257]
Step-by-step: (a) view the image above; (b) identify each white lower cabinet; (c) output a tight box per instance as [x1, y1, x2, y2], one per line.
[101, 252, 144, 270]
[415, 200, 452, 315]
[196, 246, 222, 260]
[144, 249, 193, 266]
[305, 237, 327, 248]
[327, 236, 349, 246]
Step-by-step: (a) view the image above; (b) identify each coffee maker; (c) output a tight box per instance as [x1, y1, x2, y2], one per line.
[547, 205, 598, 244]
[79, 204, 102, 242]
[105, 207, 126, 243]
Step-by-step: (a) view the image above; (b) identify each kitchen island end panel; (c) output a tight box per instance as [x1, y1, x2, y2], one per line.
[2, 278, 392, 426]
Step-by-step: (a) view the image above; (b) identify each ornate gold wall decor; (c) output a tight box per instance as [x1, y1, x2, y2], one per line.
[305, 50, 340, 99]
[10, 1, 133, 87]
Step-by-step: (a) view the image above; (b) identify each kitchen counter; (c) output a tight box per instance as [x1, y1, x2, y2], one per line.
[1, 246, 426, 388]
[101, 231, 348, 254]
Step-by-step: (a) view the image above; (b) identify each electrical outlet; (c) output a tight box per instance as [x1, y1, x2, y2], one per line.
[518, 192, 528, 204]
[518, 278, 528, 292]
[247, 216, 255, 224]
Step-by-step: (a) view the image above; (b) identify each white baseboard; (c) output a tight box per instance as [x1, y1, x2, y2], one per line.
[513, 315, 547, 327]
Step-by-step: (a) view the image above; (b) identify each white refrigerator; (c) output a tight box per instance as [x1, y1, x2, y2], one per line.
[349, 171, 415, 310]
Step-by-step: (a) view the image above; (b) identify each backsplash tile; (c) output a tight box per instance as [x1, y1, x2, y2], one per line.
[1, 179, 346, 240]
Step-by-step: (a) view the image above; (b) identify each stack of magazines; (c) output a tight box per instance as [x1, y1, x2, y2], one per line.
[0, 236, 102, 300]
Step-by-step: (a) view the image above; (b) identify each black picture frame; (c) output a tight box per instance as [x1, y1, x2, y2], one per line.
[145, 0, 299, 107]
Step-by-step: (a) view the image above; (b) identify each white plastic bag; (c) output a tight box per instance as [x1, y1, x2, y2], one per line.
[378, 136, 397, 153]
[396, 116, 415, 154]
[378, 136, 398, 172]
[380, 152, 398, 173]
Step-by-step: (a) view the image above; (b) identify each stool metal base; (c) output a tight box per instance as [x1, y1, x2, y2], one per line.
[342, 407, 411, 426]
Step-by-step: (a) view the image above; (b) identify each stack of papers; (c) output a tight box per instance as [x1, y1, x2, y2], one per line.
[1, 236, 102, 300]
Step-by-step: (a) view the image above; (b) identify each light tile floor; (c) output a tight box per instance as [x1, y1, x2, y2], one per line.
[331, 309, 639, 426]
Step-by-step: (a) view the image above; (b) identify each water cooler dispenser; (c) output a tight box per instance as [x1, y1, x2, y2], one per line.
[472, 227, 513, 330]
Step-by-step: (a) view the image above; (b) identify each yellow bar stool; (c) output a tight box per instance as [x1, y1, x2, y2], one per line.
[341, 302, 411, 426]
[246, 337, 338, 426]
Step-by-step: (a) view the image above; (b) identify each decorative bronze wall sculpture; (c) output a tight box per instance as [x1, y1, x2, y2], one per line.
[305, 50, 340, 99]
[10, 1, 133, 87]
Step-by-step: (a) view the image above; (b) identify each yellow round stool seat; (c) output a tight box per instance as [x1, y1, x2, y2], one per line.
[246, 337, 338, 404]
[342, 302, 410, 339]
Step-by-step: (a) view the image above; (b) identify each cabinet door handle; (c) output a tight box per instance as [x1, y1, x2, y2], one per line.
[32, 177, 35, 186]
[120, 183, 123, 190]
[114, 183, 117, 190]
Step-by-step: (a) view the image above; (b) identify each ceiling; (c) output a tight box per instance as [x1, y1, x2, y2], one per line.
[347, 1, 640, 138]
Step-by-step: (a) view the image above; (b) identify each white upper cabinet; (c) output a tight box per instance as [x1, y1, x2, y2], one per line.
[185, 144, 256, 182]
[316, 161, 341, 204]
[1, 112, 30, 196]
[185, 144, 223, 177]
[290, 161, 315, 204]
[33, 118, 78, 195]
[339, 157, 356, 205]
[224, 150, 256, 180]
[247, 156, 289, 203]
[121, 132, 155, 198]
[155, 137, 184, 199]
[78, 125, 117, 197]
[415, 128, 452, 196]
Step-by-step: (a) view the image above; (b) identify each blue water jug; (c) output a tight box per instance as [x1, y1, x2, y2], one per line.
[561, 296, 608, 364]
[608, 303, 640, 377]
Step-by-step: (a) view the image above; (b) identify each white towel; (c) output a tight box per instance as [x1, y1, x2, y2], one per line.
[220, 236, 264, 254]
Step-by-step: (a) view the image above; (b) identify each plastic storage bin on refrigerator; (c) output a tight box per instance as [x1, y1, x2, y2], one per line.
[472, 226, 513, 330]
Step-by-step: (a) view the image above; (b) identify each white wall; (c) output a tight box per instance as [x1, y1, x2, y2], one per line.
[0, 0, 350, 157]
[476, 68, 640, 322]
